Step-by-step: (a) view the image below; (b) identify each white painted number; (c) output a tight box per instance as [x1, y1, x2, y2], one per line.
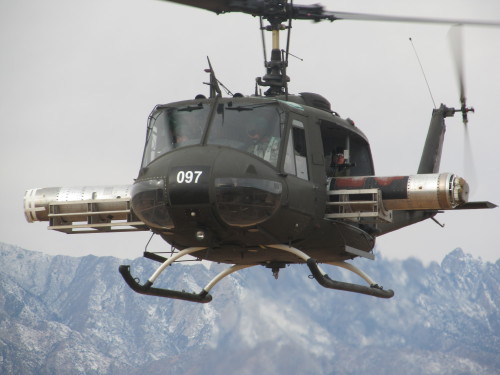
[194, 170, 202, 183]
[176, 170, 203, 184]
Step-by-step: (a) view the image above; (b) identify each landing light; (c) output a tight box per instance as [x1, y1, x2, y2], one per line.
[195, 230, 205, 241]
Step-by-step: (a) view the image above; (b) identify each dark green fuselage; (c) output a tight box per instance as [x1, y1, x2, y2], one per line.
[131, 94, 378, 264]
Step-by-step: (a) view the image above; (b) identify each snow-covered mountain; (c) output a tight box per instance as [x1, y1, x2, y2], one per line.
[0, 242, 498, 375]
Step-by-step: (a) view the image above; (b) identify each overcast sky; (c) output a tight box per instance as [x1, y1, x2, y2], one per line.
[0, 0, 498, 265]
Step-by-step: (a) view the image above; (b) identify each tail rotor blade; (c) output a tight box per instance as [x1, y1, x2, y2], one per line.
[448, 25, 465, 95]
[463, 124, 477, 189]
[448, 25, 467, 120]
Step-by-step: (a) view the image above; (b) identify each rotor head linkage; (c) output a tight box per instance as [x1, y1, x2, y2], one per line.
[256, 48, 290, 96]
[253, 1, 291, 96]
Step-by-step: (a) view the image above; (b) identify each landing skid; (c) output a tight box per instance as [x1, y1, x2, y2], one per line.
[119, 247, 252, 303]
[268, 245, 394, 299]
[119, 245, 394, 303]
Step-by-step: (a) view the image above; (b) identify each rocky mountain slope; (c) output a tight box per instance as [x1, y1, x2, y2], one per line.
[0, 242, 498, 374]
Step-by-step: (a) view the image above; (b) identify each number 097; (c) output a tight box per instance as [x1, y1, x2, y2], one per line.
[176, 170, 203, 184]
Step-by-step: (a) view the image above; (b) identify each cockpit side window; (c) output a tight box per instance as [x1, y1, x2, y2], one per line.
[284, 120, 309, 180]
[207, 102, 284, 167]
[142, 104, 210, 167]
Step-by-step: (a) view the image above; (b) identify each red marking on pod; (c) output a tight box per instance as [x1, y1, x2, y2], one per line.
[373, 176, 406, 187]
[334, 177, 367, 188]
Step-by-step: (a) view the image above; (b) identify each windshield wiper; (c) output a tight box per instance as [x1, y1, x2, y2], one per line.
[226, 106, 254, 112]
[177, 105, 204, 112]
[225, 103, 274, 111]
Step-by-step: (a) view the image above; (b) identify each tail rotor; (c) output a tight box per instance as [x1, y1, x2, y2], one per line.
[448, 25, 477, 185]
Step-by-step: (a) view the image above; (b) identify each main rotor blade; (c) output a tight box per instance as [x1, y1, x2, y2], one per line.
[159, 1, 500, 26]
[159, 0, 500, 26]
[325, 10, 500, 27]
[158, 0, 231, 13]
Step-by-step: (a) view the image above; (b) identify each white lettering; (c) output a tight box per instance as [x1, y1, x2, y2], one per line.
[194, 170, 202, 183]
[176, 170, 203, 183]
[176, 171, 185, 183]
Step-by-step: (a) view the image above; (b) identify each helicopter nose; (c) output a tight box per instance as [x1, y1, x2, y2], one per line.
[214, 177, 282, 227]
[131, 146, 284, 233]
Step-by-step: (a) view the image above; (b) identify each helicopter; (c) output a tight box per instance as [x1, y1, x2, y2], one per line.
[23, 0, 498, 303]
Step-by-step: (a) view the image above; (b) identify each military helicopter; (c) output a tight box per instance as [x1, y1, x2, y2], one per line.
[24, 0, 497, 303]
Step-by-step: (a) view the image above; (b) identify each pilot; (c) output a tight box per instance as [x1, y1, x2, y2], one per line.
[175, 132, 189, 144]
[247, 120, 280, 165]
[173, 115, 203, 147]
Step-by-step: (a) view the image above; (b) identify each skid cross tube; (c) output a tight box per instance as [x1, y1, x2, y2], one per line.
[148, 247, 207, 284]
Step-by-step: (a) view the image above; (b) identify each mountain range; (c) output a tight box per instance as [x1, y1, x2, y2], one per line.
[0, 241, 498, 374]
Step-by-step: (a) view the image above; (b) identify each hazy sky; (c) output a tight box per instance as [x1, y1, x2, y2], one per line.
[1, 0, 499, 265]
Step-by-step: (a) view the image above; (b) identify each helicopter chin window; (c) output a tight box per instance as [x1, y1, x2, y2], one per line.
[131, 179, 174, 230]
[214, 177, 282, 227]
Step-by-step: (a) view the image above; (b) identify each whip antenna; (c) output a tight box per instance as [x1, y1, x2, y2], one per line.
[409, 37, 436, 108]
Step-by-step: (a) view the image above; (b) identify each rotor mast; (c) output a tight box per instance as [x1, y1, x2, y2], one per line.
[256, 1, 290, 96]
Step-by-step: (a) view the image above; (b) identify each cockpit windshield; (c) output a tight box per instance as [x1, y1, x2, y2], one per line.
[207, 102, 285, 167]
[142, 104, 210, 167]
[141, 101, 285, 168]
